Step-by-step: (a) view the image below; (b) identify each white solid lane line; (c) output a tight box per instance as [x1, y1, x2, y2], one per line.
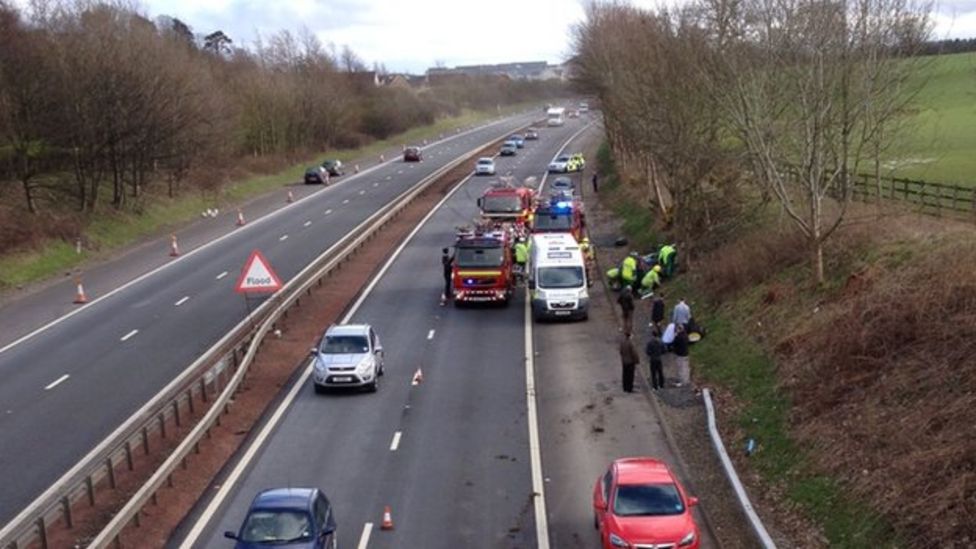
[44, 374, 70, 391]
[279, 234, 289, 241]
[356, 523, 373, 549]
[390, 431, 402, 451]
[427, 329, 435, 340]
[120, 329, 139, 342]
[524, 293, 551, 549]
[303, 220, 312, 227]
[216, 271, 228, 280]
[175, 296, 190, 307]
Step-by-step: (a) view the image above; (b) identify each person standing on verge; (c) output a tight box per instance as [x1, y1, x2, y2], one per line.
[441, 247, 454, 303]
[672, 298, 691, 330]
[617, 287, 635, 335]
[591, 172, 599, 193]
[619, 332, 639, 392]
[673, 324, 691, 386]
[651, 292, 666, 331]
[645, 329, 666, 390]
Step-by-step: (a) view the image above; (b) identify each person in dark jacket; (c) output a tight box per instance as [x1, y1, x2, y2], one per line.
[591, 172, 599, 193]
[673, 324, 690, 386]
[441, 248, 454, 302]
[618, 332, 639, 392]
[645, 330, 666, 390]
[617, 287, 635, 335]
[650, 292, 666, 331]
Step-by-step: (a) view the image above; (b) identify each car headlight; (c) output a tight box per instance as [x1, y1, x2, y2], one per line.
[357, 359, 374, 373]
[679, 531, 696, 547]
[579, 289, 589, 299]
[313, 357, 326, 371]
[609, 533, 630, 548]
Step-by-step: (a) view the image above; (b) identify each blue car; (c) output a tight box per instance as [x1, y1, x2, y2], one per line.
[225, 488, 337, 549]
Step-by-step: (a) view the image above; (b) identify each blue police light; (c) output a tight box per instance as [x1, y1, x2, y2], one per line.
[555, 201, 571, 210]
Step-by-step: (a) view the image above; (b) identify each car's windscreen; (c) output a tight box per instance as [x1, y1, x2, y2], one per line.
[239, 510, 313, 543]
[538, 266, 584, 289]
[613, 483, 685, 517]
[556, 156, 570, 162]
[456, 247, 504, 267]
[533, 214, 573, 231]
[478, 159, 493, 165]
[305, 168, 318, 175]
[483, 196, 522, 213]
[321, 335, 369, 354]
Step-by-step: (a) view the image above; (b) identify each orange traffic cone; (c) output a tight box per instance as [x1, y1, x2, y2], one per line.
[381, 506, 394, 530]
[236, 209, 246, 226]
[412, 369, 423, 386]
[169, 234, 180, 257]
[287, 190, 295, 203]
[73, 277, 88, 304]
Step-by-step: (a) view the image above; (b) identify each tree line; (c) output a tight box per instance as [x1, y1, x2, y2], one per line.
[571, 0, 932, 284]
[0, 0, 566, 222]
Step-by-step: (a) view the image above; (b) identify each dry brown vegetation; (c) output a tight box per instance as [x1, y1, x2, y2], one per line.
[694, 209, 976, 544]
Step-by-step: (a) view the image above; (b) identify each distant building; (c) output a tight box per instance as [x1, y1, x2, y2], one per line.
[426, 61, 567, 81]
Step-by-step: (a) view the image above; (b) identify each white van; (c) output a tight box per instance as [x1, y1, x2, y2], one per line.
[546, 107, 566, 127]
[529, 233, 589, 320]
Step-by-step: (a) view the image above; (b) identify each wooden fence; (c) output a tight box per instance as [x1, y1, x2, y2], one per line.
[848, 173, 976, 221]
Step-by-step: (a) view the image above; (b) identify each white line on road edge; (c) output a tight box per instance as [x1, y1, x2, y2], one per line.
[120, 329, 139, 342]
[279, 235, 289, 242]
[44, 374, 70, 391]
[523, 294, 551, 549]
[389, 431, 402, 451]
[0, 114, 529, 359]
[427, 329, 435, 340]
[356, 523, 373, 549]
[703, 389, 777, 548]
[178, 136, 489, 549]
[216, 271, 228, 280]
[303, 220, 312, 227]
[175, 296, 190, 307]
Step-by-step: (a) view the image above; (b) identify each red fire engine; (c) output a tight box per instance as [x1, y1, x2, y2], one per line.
[477, 179, 536, 229]
[452, 225, 516, 306]
[530, 194, 586, 242]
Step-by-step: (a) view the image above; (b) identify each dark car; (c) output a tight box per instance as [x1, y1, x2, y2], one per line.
[524, 127, 540, 140]
[500, 141, 518, 156]
[404, 146, 423, 162]
[225, 488, 337, 549]
[509, 134, 526, 148]
[304, 166, 328, 185]
[321, 160, 344, 177]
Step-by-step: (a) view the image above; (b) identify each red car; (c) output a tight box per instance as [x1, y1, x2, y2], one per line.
[593, 457, 700, 549]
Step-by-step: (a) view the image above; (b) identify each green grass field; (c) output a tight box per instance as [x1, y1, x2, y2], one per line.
[887, 52, 976, 185]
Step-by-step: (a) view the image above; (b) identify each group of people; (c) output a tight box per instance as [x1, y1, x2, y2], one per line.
[617, 292, 694, 392]
[606, 243, 677, 296]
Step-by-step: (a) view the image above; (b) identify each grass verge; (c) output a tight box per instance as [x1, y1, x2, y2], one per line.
[597, 140, 899, 547]
[0, 105, 532, 290]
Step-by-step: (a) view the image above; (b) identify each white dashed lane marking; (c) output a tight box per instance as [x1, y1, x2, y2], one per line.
[325, 209, 333, 215]
[303, 220, 312, 227]
[279, 235, 289, 242]
[427, 329, 435, 340]
[120, 329, 139, 342]
[216, 271, 228, 280]
[342, 199, 350, 204]
[390, 431, 402, 451]
[359, 190, 365, 195]
[175, 296, 190, 307]
[44, 374, 70, 391]
[357, 523, 373, 549]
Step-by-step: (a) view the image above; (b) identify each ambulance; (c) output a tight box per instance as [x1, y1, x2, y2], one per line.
[528, 233, 589, 321]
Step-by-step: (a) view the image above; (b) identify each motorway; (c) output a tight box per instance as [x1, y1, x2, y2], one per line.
[0, 112, 539, 526]
[177, 118, 718, 548]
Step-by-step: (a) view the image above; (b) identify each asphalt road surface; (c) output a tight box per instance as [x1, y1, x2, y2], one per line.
[0, 112, 540, 526]
[177, 117, 719, 549]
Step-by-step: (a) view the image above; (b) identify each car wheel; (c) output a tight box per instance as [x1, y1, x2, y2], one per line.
[593, 512, 598, 530]
[379, 362, 385, 376]
[313, 383, 326, 395]
[368, 372, 379, 392]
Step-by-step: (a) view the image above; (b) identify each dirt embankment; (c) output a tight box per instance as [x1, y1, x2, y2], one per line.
[695, 209, 976, 545]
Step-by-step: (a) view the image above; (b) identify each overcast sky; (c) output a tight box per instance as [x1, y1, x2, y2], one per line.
[134, 0, 976, 73]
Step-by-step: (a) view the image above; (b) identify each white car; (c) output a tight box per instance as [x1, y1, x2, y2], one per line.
[475, 157, 496, 176]
[548, 154, 571, 173]
[311, 324, 384, 393]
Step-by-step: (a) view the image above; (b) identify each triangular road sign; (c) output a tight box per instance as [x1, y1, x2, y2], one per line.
[235, 250, 283, 294]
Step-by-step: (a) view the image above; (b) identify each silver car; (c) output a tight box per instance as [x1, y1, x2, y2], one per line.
[311, 324, 385, 393]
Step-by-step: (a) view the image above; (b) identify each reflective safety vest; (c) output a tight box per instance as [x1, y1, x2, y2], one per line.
[621, 256, 637, 282]
[641, 269, 660, 289]
[659, 245, 675, 264]
[514, 242, 528, 263]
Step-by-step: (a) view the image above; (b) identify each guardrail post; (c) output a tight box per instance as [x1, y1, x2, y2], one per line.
[85, 476, 95, 506]
[200, 377, 208, 402]
[187, 388, 195, 415]
[158, 412, 167, 439]
[106, 457, 116, 489]
[125, 441, 134, 470]
[61, 496, 72, 529]
[35, 517, 46, 549]
[142, 427, 150, 455]
[173, 400, 181, 428]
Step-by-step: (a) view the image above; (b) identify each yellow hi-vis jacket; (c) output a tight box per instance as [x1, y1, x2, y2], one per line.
[514, 242, 528, 264]
[659, 244, 675, 264]
[621, 256, 637, 282]
[641, 269, 660, 289]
